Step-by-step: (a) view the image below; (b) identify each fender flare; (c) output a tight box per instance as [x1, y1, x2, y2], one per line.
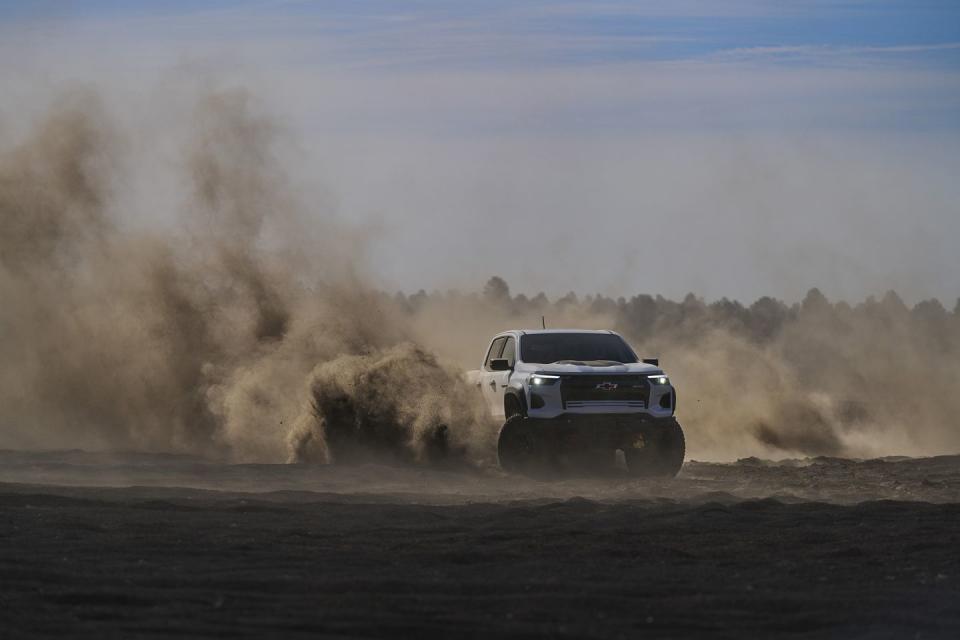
[503, 387, 527, 418]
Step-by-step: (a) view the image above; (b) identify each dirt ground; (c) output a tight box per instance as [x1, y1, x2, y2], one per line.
[1, 451, 959, 638]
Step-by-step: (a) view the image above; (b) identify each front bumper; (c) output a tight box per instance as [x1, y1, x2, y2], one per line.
[520, 414, 678, 451]
[525, 379, 675, 419]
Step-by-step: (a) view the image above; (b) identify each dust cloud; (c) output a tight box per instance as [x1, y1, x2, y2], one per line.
[290, 343, 494, 465]
[0, 88, 490, 464]
[400, 282, 960, 460]
[1, 90, 958, 464]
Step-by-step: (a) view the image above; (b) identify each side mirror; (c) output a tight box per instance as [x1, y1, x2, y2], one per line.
[489, 358, 512, 371]
[643, 358, 659, 367]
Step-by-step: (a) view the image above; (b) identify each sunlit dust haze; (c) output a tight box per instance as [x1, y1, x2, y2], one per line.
[1, 1, 958, 463]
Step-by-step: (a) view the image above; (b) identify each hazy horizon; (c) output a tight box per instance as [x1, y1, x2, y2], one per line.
[2, 0, 958, 303]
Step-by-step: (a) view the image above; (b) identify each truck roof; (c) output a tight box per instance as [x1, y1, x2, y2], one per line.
[502, 329, 616, 336]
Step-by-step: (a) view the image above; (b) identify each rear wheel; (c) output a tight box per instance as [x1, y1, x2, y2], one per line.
[624, 418, 685, 478]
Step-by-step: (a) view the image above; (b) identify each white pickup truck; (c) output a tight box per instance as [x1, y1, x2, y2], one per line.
[468, 329, 684, 477]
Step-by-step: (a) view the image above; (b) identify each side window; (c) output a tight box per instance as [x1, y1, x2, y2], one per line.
[500, 337, 516, 367]
[484, 337, 507, 370]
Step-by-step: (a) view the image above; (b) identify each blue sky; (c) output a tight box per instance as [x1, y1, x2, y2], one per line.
[3, 0, 958, 132]
[6, 1, 959, 62]
[1, 1, 959, 301]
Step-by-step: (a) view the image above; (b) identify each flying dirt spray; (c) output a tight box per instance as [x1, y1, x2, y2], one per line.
[0, 89, 493, 464]
[1, 88, 958, 463]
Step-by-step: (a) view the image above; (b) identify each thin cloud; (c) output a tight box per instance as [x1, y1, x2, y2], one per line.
[717, 42, 960, 62]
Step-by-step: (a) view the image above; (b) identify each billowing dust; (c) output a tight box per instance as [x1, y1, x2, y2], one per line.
[1, 90, 958, 464]
[290, 343, 495, 466]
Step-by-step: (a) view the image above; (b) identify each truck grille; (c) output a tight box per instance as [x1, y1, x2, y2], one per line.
[564, 400, 646, 409]
[560, 375, 649, 409]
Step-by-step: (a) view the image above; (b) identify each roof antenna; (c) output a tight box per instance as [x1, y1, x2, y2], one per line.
[541, 315, 546, 329]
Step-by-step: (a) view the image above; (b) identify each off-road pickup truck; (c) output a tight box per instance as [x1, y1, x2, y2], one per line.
[468, 330, 684, 477]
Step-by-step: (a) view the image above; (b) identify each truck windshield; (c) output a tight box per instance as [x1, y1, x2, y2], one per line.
[520, 333, 637, 364]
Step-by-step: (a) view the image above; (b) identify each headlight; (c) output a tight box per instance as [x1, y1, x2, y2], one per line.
[648, 374, 670, 386]
[530, 374, 560, 386]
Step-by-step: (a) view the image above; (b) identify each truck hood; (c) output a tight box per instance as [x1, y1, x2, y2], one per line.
[515, 361, 662, 376]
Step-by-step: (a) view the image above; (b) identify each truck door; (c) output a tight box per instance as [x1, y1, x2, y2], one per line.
[483, 336, 517, 419]
[481, 336, 507, 417]
[496, 336, 517, 415]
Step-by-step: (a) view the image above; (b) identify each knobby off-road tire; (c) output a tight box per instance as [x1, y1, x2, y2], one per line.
[504, 394, 526, 421]
[498, 415, 555, 476]
[624, 418, 685, 478]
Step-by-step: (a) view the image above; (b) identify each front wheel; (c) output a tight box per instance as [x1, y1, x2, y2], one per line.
[497, 416, 554, 475]
[624, 418, 685, 478]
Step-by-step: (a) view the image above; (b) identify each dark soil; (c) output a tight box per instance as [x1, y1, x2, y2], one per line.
[0, 452, 958, 638]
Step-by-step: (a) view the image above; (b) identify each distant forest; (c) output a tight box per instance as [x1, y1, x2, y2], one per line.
[394, 276, 960, 348]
